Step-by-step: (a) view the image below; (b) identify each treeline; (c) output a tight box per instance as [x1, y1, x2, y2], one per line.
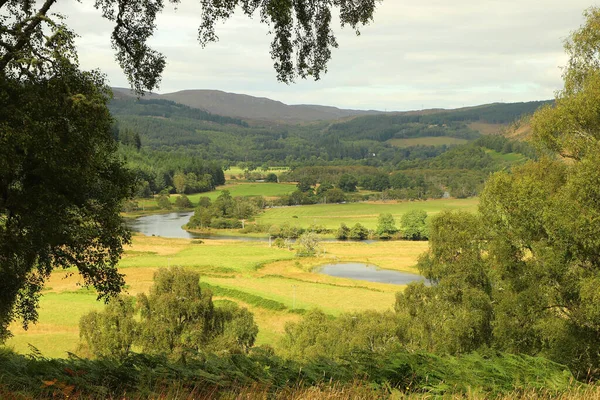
[119, 146, 225, 196]
[187, 191, 267, 229]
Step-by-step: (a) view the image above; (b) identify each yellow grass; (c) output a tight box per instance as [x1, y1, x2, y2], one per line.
[6, 234, 428, 357]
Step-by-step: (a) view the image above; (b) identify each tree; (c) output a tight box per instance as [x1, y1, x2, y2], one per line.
[338, 174, 358, 192]
[400, 209, 428, 240]
[297, 177, 316, 193]
[0, 63, 135, 340]
[173, 171, 187, 194]
[280, 309, 399, 362]
[137, 267, 216, 362]
[336, 223, 350, 240]
[394, 8, 600, 378]
[0, 0, 379, 93]
[80, 268, 258, 359]
[79, 295, 138, 359]
[376, 213, 397, 239]
[174, 194, 193, 209]
[395, 211, 493, 354]
[156, 193, 172, 210]
[296, 232, 322, 257]
[349, 223, 369, 240]
[265, 173, 278, 183]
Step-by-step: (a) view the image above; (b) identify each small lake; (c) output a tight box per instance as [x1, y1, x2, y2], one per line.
[316, 263, 428, 285]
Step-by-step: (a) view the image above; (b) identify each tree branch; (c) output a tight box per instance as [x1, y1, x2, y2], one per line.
[0, 0, 58, 71]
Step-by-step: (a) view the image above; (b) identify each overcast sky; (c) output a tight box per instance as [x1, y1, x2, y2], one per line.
[57, 0, 592, 111]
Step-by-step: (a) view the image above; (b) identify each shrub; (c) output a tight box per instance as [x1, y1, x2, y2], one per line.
[349, 223, 369, 240]
[174, 194, 193, 209]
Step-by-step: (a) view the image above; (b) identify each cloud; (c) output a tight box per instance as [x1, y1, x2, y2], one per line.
[54, 0, 591, 110]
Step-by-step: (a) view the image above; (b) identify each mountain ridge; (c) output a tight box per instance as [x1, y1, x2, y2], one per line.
[111, 87, 382, 123]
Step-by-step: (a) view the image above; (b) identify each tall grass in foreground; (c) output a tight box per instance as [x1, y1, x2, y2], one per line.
[0, 347, 582, 399]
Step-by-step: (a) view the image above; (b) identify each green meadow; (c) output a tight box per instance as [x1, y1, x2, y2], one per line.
[255, 197, 479, 230]
[132, 182, 297, 213]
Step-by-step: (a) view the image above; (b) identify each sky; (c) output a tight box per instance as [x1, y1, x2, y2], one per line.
[56, 0, 593, 111]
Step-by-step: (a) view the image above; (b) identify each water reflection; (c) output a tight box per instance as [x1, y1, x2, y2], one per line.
[316, 263, 428, 285]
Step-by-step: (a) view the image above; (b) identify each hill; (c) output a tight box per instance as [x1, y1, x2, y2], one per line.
[108, 94, 549, 165]
[112, 87, 381, 123]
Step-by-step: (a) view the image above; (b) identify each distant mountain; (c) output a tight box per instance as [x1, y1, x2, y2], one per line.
[112, 88, 381, 123]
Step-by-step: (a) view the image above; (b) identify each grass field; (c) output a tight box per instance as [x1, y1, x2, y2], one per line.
[130, 182, 297, 214]
[255, 197, 479, 230]
[387, 136, 470, 147]
[225, 166, 289, 179]
[5, 234, 428, 358]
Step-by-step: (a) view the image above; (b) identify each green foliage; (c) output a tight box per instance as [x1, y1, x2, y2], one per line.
[280, 309, 400, 362]
[174, 195, 193, 209]
[265, 173, 278, 183]
[349, 223, 369, 240]
[295, 232, 322, 257]
[136, 267, 216, 361]
[375, 213, 397, 239]
[296, 176, 316, 193]
[320, 187, 346, 203]
[209, 302, 258, 353]
[359, 173, 390, 191]
[400, 209, 428, 240]
[0, 55, 134, 340]
[187, 190, 265, 230]
[79, 296, 137, 359]
[156, 194, 172, 210]
[395, 211, 493, 354]
[397, 29, 600, 374]
[336, 223, 350, 240]
[110, 98, 248, 126]
[338, 174, 358, 192]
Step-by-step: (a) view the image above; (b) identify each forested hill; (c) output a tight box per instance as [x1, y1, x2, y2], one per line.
[108, 94, 551, 164]
[326, 100, 553, 141]
[112, 87, 380, 123]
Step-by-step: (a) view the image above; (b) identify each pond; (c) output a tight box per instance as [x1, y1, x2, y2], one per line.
[316, 263, 428, 285]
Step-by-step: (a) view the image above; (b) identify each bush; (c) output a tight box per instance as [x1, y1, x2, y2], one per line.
[296, 232, 322, 257]
[156, 194, 172, 210]
[210, 218, 243, 229]
[265, 173, 278, 183]
[336, 223, 350, 240]
[174, 194, 193, 209]
[349, 223, 369, 240]
[401, 209, 428, 240]
[79, 295, 137, 359]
